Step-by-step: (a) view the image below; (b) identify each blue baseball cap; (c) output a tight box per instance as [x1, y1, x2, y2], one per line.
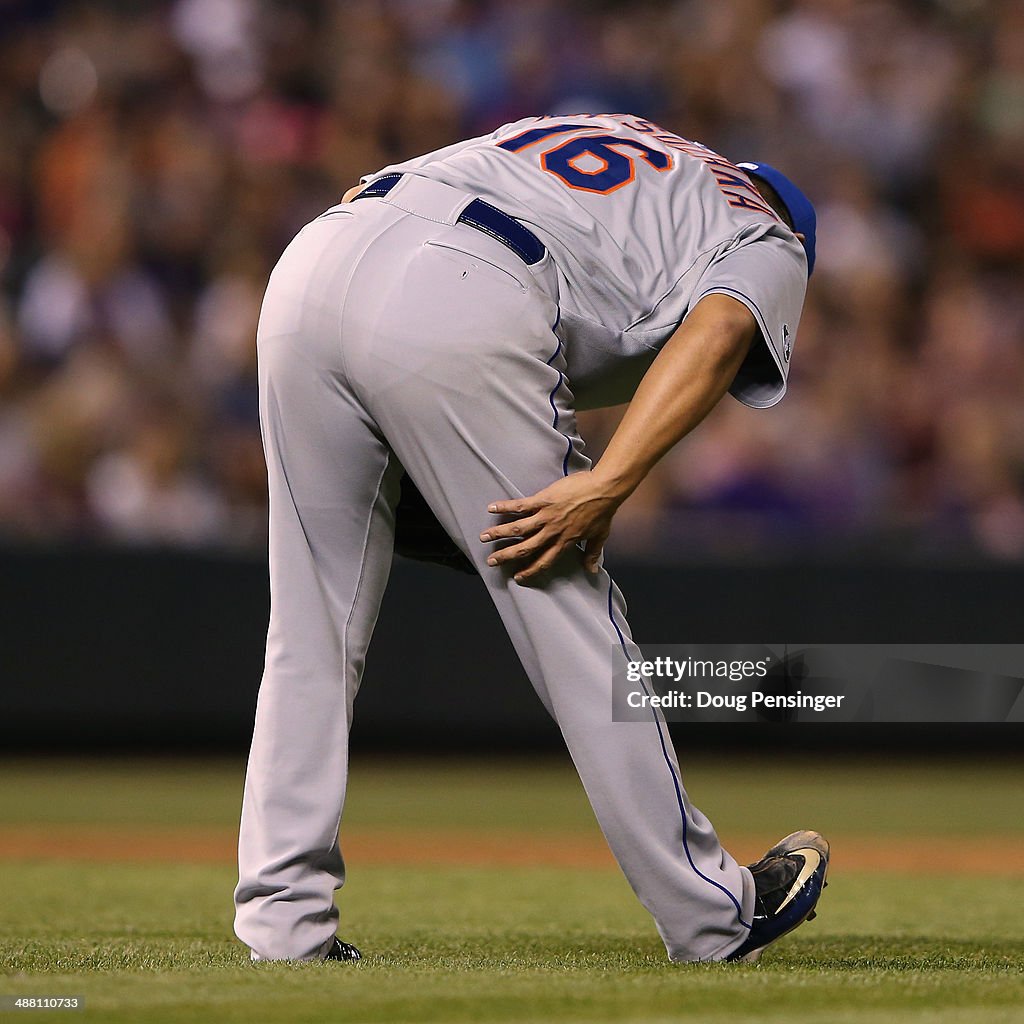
[737, 162, 817, 277]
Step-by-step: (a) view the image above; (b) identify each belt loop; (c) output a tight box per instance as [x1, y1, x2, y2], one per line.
[353, 174, 545, 266]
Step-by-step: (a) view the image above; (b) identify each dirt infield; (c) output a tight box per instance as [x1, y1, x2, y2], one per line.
[1, 825, 1022, 875]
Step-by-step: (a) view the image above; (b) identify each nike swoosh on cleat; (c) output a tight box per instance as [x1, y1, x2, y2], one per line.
[776, 848, 823, 913]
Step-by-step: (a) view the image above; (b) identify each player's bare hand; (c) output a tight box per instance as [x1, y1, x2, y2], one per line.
[480, 471, 624, 582]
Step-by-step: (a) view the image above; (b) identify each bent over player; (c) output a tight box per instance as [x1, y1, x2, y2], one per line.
[233, 113, 829, 964]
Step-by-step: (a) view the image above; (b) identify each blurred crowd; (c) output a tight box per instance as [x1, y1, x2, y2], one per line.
[1, 0, 1023, 559]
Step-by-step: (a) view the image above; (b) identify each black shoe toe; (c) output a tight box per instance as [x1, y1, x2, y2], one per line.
[325, 938, 362, 961]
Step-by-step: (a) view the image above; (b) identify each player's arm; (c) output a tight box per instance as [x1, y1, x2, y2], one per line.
[480, 293, 757, 582]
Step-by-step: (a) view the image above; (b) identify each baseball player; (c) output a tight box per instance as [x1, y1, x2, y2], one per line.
[233, 113, 829, 965]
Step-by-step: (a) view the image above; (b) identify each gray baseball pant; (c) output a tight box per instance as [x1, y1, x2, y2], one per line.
[233, 175, 754, 962]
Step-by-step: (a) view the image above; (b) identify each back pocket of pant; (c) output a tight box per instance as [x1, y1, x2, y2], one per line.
[423, 239, 528, 294]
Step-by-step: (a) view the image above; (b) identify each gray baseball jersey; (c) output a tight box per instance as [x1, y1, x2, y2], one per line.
[364, 113, 808, 410]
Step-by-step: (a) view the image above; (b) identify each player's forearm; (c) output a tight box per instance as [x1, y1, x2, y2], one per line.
[592, 294, 757, 501]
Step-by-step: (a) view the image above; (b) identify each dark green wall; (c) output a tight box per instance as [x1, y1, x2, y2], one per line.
[1, 545, 1021, 752]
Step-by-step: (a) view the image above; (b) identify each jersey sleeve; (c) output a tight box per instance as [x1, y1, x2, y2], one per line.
[691, 230, 808, 409]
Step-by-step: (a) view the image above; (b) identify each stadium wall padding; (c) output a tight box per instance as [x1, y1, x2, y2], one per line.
[1, 544, 1021, 752]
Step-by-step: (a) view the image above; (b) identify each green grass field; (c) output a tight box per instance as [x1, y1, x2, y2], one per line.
[1, 755, 1022, 1023]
